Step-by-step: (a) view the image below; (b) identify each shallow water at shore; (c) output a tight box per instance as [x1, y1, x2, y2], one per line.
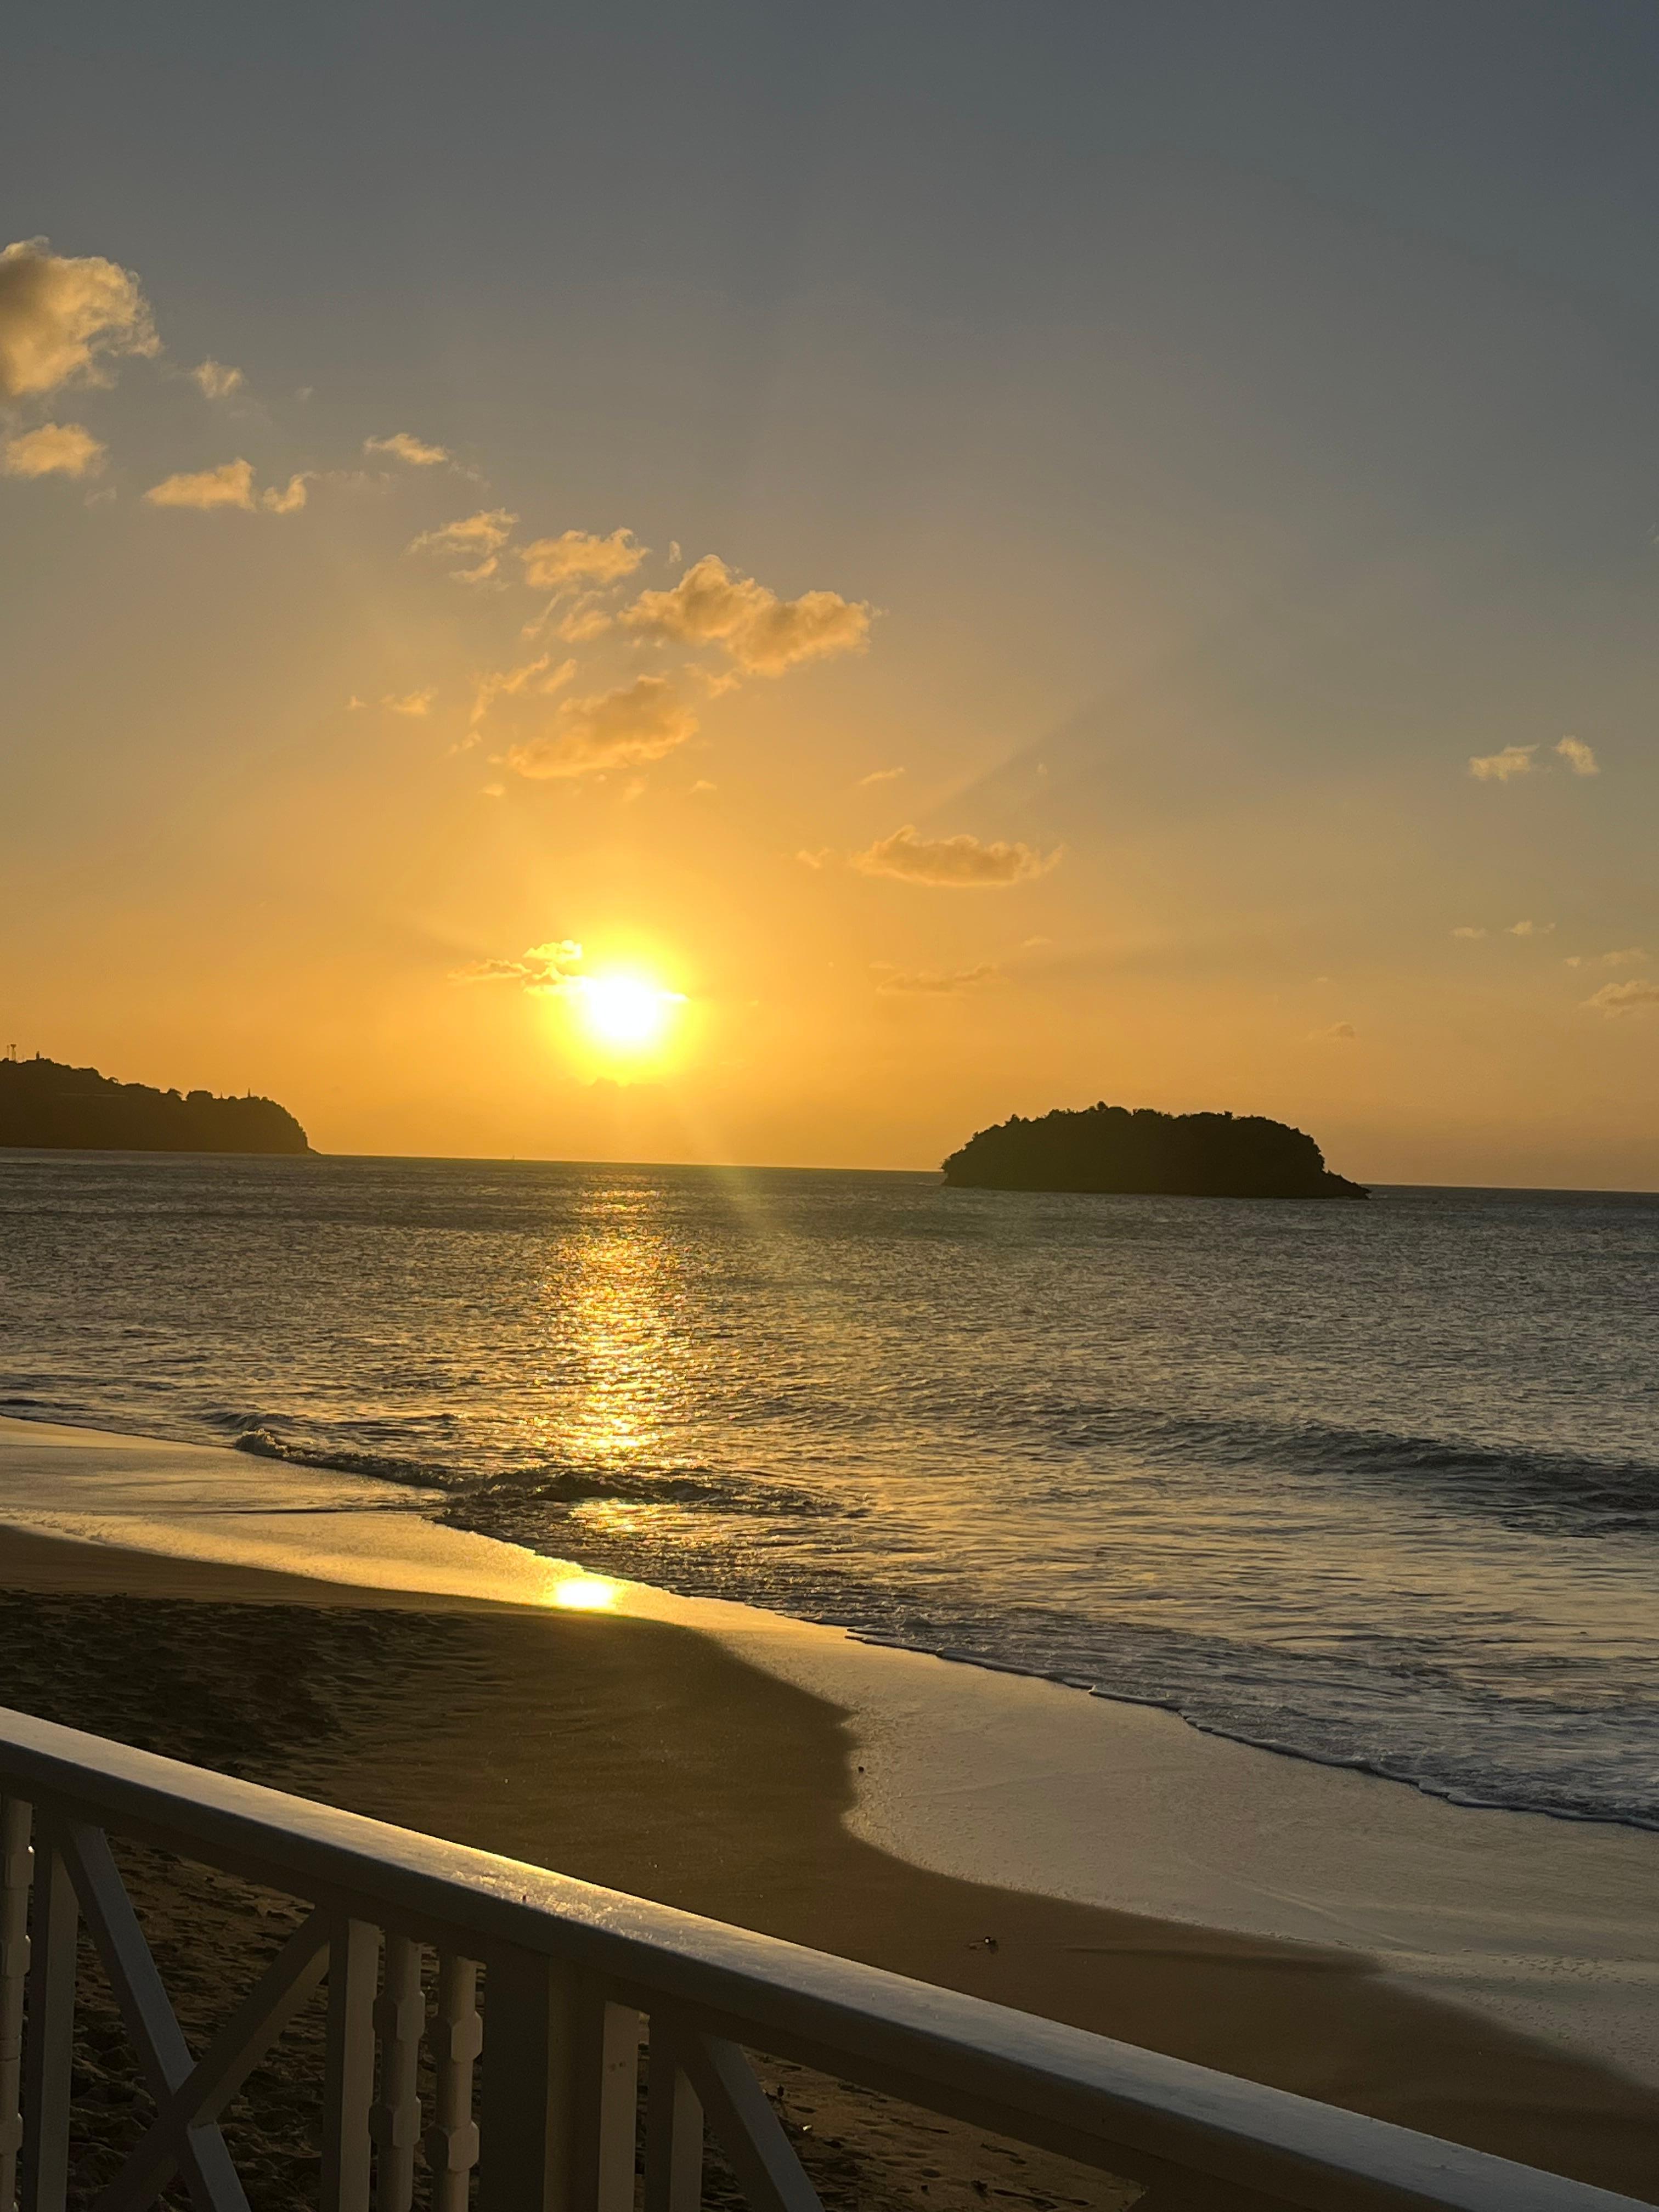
[2, 1148, 1657, 1827]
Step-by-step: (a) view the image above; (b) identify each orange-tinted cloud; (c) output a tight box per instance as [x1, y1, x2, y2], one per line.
[1469, 744, 1536, 782]
[520, 528, 646, 590]
[851, 825, 1061, 888]
[366, 431, 448, 466]
[622, 553, 872, 674]
[0, 238, 157, 398]
[144, 458, 257, 510]
[191, 359, 245, 400]
[1584, 978, 1659, 1014]
[504, 674, 698, 781]
[2, 421, 105, 478]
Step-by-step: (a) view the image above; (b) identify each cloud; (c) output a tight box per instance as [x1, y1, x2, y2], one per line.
[191, 359, 244, 400]
[872, 962, 998, 994]
[851, 824, 1062, 888]
[144, 458, 256, 511]
[142, 459, 306, 514]
[366, 431, 448, 467]
[1555, 735, 1599, 776]
[383, 688, 435, 716]
[0, 238, 158, 399]
[796, 848, 833, 870]
[558, 599, 613, 642]
[622, 553, 872, 674]
[1469, 744, 1537, 782]
[520, 528, 645, 591]
[1450, 926, 1486, 939]
[504, 674, 698, 781]
[1506, 919, 1553, 938]
[1584, 979, 1659, 1015]
[452, 939, 585, 992]
[859, 766, 905, 787]
[1311, 1021, 1357, 1041]
[465, 653, 576, 749]
[2, 421, 105, 478]
[409, 509, 516, 566]
[1566, 947, 1647, 970]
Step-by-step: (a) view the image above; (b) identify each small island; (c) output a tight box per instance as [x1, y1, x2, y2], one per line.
[943, 1101, 1367, 1200]
[0, 1055, 310, 1155]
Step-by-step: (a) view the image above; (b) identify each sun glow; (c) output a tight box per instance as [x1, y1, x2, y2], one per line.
[573, 972, 685, 1054]
[552, 1574, 622, 1611]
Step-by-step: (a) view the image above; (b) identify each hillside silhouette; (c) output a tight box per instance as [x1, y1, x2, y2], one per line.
[944, 1102, 1367, 1200]
[0, 1056, 310, 1155]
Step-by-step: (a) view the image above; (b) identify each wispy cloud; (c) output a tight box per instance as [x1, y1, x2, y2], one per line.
[1469, 744, 1536, 782]
[191, 359, 244, 400]
[851, 825, 1062, 888]
[1565, 947, 1647, 970]
[261, 473, 309, 514]
[409, 509, 516, 580]
[1450, 926, 1486, 939]
[623, 554, 872, 675]
[504, 675, 698, 782]
[858, 766, 905, 787]
[366, 431, 448, 467]
[1555, 735, 1599, 776]
[465, 653, 576, 749]
[452, 939, 585, 992]
[520, 528, 645, 591]
[1584, 978, 1659, 1015]
[382, 687, 435, 716]
[1505, 919, 1553, 938]
[0, 237, 157, 399]
[2, 420, 105, 478]
[872, 962, 997, 994]
[1310, 1022, 1357, 1041]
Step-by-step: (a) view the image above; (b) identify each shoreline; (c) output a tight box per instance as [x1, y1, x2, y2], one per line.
[2, 1418, 1659, 2197]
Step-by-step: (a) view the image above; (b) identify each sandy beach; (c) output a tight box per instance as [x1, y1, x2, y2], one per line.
[1, 1474, 1657, 2202]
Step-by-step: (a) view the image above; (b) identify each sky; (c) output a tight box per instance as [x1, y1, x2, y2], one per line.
[3, 1, 1658, 1184]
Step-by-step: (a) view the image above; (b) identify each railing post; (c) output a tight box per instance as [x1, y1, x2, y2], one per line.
[478, 1949, 578, 2212]
[19, 1826, 76, 2212]
[0, 1802, 32, 2212]
[321, 1918, 379, 2212]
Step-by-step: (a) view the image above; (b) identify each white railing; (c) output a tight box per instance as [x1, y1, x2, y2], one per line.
[0, 1705, 1641, 2212]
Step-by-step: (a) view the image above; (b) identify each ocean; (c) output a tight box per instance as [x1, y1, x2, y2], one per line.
[2, 1149, 1656, 1830]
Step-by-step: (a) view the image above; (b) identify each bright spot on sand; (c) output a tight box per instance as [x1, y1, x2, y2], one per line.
[574, 972, 684, 1052]
[553, 1575, 622, 1610]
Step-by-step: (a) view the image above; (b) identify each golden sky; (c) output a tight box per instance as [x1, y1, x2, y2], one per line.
[3, 7, 1658, 1185]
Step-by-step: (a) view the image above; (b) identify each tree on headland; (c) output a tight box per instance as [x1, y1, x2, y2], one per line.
[0, 1055, 310, 1154]
[943, 1102, 1367, 1200]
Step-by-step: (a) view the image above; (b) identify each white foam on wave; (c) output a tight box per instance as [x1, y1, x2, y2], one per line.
[4, 1415, 1659, 2091]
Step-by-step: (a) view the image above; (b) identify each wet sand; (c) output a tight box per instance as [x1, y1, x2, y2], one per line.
[1, 1526, 1656, 2200]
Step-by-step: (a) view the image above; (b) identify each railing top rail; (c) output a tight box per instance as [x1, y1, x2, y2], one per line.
[0, 1705, 1640, 2212]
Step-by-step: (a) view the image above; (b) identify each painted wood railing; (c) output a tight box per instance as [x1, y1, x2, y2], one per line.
[0, 1706, 1642, 2212]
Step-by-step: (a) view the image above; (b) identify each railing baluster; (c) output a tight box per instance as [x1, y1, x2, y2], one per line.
[425, 1953, 482, 2212]
[322, 1919, 380, 2212]
[19, 1825, 76, 2212]
[372, 1936, 425, 2212]
[478, 1949, 577, 2212]
[573, 1990, 640, 2212]
[644, 2021, 703, 2212]
[0, 1801, 32, 2212]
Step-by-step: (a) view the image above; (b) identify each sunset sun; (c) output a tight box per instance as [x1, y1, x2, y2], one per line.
[573, 972, 685, 1054]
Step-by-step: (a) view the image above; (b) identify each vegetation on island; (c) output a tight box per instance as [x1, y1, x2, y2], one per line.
[943, 1101, 1368, 1200]
[0, 1054, 310, 1155]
